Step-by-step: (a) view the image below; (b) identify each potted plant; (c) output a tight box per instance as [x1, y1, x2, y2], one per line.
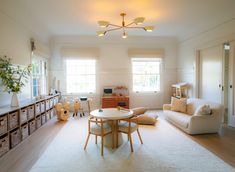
[0, 56, 31, 107]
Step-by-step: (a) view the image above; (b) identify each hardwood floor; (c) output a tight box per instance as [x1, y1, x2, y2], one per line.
[0, 119, 66, 172]
[158, 111, 235, 168]
[188, 125, 235, 167]
[0, 113, 235, 172]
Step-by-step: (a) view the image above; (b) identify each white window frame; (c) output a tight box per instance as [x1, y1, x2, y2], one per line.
[131, 57, 162, 93]
[65, 59, 96, 94]
[31, 55, 48, 97]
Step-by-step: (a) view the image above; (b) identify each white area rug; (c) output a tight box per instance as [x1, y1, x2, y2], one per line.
[30, 117, 234, 172]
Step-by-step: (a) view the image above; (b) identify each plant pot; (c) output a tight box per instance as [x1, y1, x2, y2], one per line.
[11, 92, 19, 107]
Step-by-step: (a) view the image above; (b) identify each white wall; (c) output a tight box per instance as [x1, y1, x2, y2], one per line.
[49, 36, 178, 109]
[0, 11, 49, 106]
[177, 20, 235, 97]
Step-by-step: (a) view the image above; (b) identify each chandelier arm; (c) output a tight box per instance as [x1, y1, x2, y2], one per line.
[125, 22, 135, 27]
[108, 24, 122, 28]
[125, 26, 145, 29]
[105, 27, 123, 32]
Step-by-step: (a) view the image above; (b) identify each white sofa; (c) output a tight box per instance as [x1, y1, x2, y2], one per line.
[163, 98, 223, 135]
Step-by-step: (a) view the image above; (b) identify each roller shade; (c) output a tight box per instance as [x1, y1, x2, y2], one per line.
[61, 47, 99, 60]
[128, 48, 164, 58]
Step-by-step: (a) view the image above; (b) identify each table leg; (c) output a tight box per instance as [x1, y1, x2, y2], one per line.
[116, 120, 118, 148]
[103, 120, 123, 148]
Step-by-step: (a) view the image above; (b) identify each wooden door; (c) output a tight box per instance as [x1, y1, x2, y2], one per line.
[228, 41, 235, 127]
[199, 45, 223, 104]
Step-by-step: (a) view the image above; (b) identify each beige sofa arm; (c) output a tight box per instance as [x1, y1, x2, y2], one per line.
[188, 106, 223, 134]
[163, 104, 171, 111]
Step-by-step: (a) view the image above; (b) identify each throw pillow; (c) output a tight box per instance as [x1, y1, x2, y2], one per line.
[132, 107, 147, 116]
[136, 114, 157, 125]
[194, 104, 212, 116]
[171, 97, 187, 113]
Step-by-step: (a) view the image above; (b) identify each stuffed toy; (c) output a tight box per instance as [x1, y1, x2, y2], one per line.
[73, 100, 85, 117]
[60, 108, 69, 121]
[63, 101, 70, 111]
[55, 103, 70, 120]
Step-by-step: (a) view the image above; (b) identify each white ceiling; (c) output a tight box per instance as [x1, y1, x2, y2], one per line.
[1, 0, 235, 42]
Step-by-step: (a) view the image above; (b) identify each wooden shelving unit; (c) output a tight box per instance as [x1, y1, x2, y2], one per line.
[0, 94, 60, 157]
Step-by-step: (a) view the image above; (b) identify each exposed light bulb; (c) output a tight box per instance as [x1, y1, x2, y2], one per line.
[97, 31, 106, 37]
[144, 26, 154, 32]
[98, 21, 109, 28]
[134, 17, 145, 25]
[122, 32, 127, 39]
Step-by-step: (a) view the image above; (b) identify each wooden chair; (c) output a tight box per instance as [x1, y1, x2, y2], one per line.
[117, 115, 143, 152]
[84, 116, 114, 156]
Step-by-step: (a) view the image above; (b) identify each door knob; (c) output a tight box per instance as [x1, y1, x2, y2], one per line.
[230, 85, 233, 88]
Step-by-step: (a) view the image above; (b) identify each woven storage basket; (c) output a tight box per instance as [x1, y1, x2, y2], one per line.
[28, 105, 35, 120]
[9, 112, 19, 130]
[0, 115, 8, 136]
[10, 129, 21, 148]
[0, 135, 9, 157]
[20, 108, 28, 124]
[21, 124, 29, 140]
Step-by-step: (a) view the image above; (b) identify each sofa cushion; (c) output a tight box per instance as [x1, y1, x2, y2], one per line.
[171, 97, 187, 113]
[164, 110, 191, 128]
[186, 98, 218, 115]
[194, 104, 212, 116]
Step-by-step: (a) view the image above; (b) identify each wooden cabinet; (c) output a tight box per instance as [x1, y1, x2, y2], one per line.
[102, 96, 129, 109]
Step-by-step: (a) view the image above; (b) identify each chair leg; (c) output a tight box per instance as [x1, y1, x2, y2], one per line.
[101, 135, 104, 156]
[137, 129, 143, 144]
[84, 133, 90, 150]
[129, 133, 134, 152]
[95, 135, 97, 144]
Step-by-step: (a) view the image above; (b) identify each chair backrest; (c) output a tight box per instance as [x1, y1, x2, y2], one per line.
[87, 98, 93, 113]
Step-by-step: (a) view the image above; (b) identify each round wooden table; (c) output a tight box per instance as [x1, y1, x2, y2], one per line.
[90, 108, 133, 148]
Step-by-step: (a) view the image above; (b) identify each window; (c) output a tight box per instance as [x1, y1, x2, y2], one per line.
[66, 59, 96, 93]
[132, 58, 161, 92]
[32, 56, 47, 97]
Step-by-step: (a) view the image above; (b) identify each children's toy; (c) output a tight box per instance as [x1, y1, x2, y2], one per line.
[73, 99, 85, 117]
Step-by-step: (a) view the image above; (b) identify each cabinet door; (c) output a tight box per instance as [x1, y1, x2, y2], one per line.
[102, 98, 116, 108]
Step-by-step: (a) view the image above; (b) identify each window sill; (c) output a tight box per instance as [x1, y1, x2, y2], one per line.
[131, 91, 161, 95]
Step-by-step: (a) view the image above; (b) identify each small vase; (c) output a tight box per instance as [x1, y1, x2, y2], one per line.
[11, 92, 19, 107]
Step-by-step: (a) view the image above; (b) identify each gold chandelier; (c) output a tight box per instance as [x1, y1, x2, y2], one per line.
[97, 13, 154, 38]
